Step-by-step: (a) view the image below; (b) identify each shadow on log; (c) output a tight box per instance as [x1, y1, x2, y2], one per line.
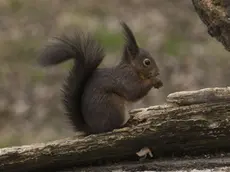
[1, 87, 230, 172]
[192, 0, 230, 52]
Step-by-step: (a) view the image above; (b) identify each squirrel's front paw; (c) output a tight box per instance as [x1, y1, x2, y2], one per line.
[152, 78, 163, 89]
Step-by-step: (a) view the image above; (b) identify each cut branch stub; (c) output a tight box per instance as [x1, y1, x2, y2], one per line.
[167, 87, 230, 105]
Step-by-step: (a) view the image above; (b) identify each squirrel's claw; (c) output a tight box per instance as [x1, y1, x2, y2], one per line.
[136, 147, 153, 161]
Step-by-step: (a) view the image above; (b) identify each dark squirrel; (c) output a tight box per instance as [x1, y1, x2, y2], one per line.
[38, 22, 163, 134]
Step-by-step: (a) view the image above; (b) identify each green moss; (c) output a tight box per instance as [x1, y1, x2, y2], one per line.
[162, 34, 188, 57]
[0, 135, 22, 148]
[94, 27, 123, 52]
[9, 0, 23, 12]
[212, 0, 221, 6]
[93, 27, 148, 53]
[31, 70, 45, 82]
[61, 60, 73, 70]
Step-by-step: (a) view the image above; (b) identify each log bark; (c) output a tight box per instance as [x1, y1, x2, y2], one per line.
[1, 87, 230, 172]
[64, 154, 230, 172]
[192, 0, 230, 52]
[167, 87, 230, 105]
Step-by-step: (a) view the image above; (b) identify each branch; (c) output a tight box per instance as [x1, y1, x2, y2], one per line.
[192, 0, 230, 52]
[1, 87, 230, 172]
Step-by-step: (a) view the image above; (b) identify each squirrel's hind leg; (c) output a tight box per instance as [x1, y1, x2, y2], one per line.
[82, 93, 129, 134]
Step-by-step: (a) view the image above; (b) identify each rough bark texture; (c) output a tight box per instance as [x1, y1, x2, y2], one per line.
[192, 0, 230, 51]
[1, 87, 230, 172]
[167, 87, 230, 105]
[63, 155, 230, 172]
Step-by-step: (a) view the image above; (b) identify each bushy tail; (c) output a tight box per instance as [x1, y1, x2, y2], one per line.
[38, 31, 105, 131]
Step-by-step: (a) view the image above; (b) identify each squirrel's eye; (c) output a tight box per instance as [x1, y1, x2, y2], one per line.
[143, 58, 151, 66]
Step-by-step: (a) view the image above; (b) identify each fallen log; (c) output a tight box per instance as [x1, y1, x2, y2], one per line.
[66, 154, 230, 172]
[1, 87, 230, 172]
[192, 0, 230, 52]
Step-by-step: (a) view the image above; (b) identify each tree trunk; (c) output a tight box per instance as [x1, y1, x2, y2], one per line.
[192, 0, 230, 52]
[1, 87, 230, 172]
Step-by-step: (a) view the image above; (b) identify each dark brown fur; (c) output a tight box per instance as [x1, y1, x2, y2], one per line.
[38, 22, 163, 134]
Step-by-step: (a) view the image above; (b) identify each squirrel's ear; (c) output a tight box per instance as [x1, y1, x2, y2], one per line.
[120, 21, 139, 58]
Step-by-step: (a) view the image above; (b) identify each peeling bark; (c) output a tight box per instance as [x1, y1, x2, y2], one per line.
[1, 87, 230, 172]
[192, 0, 230, 51]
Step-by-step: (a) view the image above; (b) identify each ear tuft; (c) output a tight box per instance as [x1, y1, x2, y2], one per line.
[120, 21, 139, 56]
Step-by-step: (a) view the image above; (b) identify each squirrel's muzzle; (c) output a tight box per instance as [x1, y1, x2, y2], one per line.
[148, 70, 159, 78]
[147, 70, 163, 89]
[152, 77, 163, 89]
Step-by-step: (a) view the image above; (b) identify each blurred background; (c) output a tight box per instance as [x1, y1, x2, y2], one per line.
[0, 0, 229, 148]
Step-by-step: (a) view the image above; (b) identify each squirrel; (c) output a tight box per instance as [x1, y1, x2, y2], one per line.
[38, 21, 163, 134]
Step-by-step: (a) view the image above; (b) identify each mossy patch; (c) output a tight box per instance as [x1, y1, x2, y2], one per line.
[94, 27, 123, 52]
[8, 0, 23, 12]
[161, 33, 188, 57]
[93, 26, 148, 53]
